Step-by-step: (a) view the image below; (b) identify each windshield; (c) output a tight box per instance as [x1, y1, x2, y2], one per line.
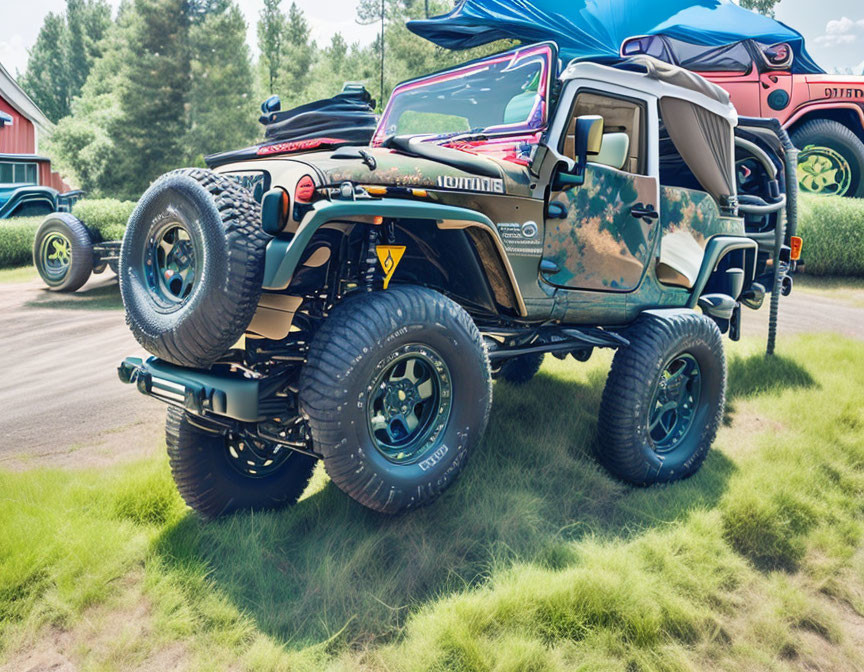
[372, 43, 554, 146]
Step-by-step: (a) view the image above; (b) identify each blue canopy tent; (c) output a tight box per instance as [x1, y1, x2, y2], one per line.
[407, 0, 824, 75]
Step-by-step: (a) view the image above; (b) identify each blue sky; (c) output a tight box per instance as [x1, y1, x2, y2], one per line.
[1, 0, 863, 78]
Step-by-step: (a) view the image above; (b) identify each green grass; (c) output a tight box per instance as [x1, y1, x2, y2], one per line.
[798, 194, 864, 277]
[2, 336, 864, 670]
[0, 265, 37, 284]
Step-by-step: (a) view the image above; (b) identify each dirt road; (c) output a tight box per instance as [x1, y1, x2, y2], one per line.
[0, 272, 861, 470]
[0, 274, 163, 470]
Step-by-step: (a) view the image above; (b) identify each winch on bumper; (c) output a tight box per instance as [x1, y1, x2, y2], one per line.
[118, 357, 262, 422]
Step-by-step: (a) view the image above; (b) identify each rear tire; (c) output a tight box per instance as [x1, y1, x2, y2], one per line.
[597, 312, 725, 486]
[120, 168, 269, 368]
[33, 214, 93, 292]
[791, 119, 864, 198]
[494, 353, 544, 385]
[166, 408, 317, 518]
[299, 286, 492, 514]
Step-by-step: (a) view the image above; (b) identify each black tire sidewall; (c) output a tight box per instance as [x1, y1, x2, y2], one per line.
[599, 314, 725, 485]
[792, 120, 864, 197]
[33, 214, 93, 292]
[341, 319, 485, 488]
[119, 168, 267, 368]
[166, 408, 317, 517]
[637, 335, 724, 477]
[120, 178, 228, 334]
[301, 287, 492, 513]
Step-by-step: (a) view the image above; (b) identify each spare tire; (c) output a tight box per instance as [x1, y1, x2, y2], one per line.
[120, 168, 269, 368]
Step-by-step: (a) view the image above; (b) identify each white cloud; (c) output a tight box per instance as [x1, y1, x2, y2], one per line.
[814, 16, 864, 47]
[0, 34, 28, 78]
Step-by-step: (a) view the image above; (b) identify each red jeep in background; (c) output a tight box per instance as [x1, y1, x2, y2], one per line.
[622, 35, 864, 198]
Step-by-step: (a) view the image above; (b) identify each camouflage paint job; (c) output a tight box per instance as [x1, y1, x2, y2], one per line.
[214, 150, 745, 327]
[542, 165, 660, 292]
[659, 186, 744, 245]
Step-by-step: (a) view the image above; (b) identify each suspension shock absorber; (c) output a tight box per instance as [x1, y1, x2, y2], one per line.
[362, 224, 379, 291]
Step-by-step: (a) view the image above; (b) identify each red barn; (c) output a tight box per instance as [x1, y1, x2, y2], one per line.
[0, 61, 73, 195]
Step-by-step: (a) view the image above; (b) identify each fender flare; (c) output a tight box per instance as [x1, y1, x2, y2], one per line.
[784, 102, 864, 135]
[261, 197, 527, 315]
[685, 235, 758, 309]
[0, 186, 58, 219]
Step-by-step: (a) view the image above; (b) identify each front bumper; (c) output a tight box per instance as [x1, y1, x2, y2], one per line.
[118, 357, 262, 422]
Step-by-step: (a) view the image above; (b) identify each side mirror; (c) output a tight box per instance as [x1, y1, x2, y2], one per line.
[762, 43, 793, 70]
[553, 115, 604, 189]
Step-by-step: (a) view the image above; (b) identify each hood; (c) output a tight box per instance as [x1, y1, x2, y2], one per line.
[301, 146, 533, 198]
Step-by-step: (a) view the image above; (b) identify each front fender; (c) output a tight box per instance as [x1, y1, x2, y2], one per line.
[0, 185, 58, 219]
[262, 196, 502, 289]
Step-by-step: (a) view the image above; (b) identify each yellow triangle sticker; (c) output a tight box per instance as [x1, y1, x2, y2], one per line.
[376, 245, 406, 290]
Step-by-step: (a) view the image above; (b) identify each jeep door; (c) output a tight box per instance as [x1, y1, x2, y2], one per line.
[542, 86, 662, 292]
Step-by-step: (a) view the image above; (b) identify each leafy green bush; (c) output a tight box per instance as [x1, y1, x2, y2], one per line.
[0, 217, 42, 268]
[798, 194, 864, 276]
[0, 199, 134, 269]
[71, 198, 135, 242]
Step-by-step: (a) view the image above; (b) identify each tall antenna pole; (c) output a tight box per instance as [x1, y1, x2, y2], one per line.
[380, 0, 385, 106]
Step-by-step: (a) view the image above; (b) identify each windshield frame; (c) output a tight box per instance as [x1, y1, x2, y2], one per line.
[371, 42, 557, 147]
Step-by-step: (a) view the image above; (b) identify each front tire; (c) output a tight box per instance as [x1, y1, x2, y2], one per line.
[33, 214, 93, 292]
[597, 312, 725, 486]
[791, 119, 864, 198]
[299, 286, 492, 514]
[166, 408, 318, 518]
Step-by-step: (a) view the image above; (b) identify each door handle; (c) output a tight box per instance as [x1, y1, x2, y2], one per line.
[630, 204, 658, 221]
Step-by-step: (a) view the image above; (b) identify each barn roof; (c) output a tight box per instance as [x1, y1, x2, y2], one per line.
[0, 61, 54, 135]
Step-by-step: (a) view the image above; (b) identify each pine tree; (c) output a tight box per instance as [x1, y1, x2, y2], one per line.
[282, 2, 314, 103]
[20, 14, 70, 122]
[257, 0, 285, 94]
[111, 0, 189, 198]
[186, 3, 258, 162]
[20, 0, 111, 122]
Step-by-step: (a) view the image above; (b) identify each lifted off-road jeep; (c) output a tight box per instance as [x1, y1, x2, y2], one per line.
[118, 45, 799, 517]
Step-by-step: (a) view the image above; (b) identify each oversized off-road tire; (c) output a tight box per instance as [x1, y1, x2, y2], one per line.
[119, 168, 269, 368]
[494, 353, 545, 385]
[791, 119, 864, 198]
[33, 213, 93, 292]
[165, 408, 318, 518]
[597, 312, 725, 486]
[299, 286, 492, 514]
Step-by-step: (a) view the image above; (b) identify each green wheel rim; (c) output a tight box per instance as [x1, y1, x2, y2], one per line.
[40, 232, 72, 282]
[648, 353, 702, 453]
[797, 145, 853, 196]
[142, 220, 198, 308]
[366, 344, 453, 465]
